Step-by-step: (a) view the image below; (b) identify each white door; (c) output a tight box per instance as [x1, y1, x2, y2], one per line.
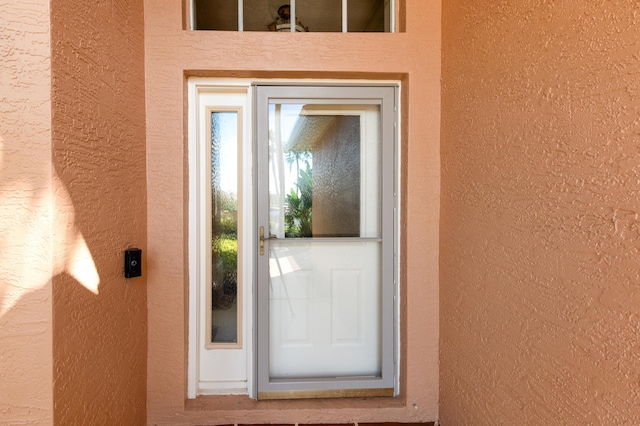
[256, 85, 397, 399]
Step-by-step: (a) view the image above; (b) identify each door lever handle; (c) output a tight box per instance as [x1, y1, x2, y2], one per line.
[259, 226, 277, 256]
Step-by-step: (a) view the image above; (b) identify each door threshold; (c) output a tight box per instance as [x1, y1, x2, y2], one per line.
[258, 387, 394, 400]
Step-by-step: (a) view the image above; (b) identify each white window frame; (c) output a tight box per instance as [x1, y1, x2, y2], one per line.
[188, 80, 255, 398]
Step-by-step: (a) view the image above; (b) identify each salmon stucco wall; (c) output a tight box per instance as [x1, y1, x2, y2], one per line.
[145, 0, 440, 423]
[0, 0, 53, 422]
[50, 0, 148, 423]
[441, 1, 640, 424]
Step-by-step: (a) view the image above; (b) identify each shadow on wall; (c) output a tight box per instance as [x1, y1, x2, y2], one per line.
[0, 156, 100, 319]
[0, 134, 99, 421]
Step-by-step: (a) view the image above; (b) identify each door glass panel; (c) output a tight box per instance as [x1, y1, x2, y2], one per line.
[210, 111, 240, 344]
[267, 102, 382, 380]
[268, 104, 381, 239]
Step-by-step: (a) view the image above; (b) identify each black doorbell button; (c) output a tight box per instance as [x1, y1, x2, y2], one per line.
[124, 248, 142, 278]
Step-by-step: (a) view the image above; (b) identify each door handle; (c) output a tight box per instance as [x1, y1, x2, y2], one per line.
[259, 226, 277, 256]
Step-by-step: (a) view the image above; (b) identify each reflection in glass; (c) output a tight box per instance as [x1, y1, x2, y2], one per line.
[268, 104, 381, 239]
[211, 112, 239, 344]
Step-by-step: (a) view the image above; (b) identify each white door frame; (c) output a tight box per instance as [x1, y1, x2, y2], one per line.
[188, 79, 400, 400]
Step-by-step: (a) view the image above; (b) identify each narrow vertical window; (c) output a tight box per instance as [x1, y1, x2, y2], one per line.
[209, 110, 241, 346]
[190, 84, 251, 398]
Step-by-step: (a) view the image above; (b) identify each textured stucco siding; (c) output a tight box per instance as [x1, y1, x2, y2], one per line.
[50, 0, 148, 423]
[0, 0, 54, 422]
[441, 1, 640, 424]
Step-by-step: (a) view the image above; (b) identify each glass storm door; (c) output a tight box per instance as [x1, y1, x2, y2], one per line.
[256, 85, 397, 399]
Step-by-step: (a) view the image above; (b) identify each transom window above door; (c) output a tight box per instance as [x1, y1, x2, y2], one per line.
[192, 0, 395, 32]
